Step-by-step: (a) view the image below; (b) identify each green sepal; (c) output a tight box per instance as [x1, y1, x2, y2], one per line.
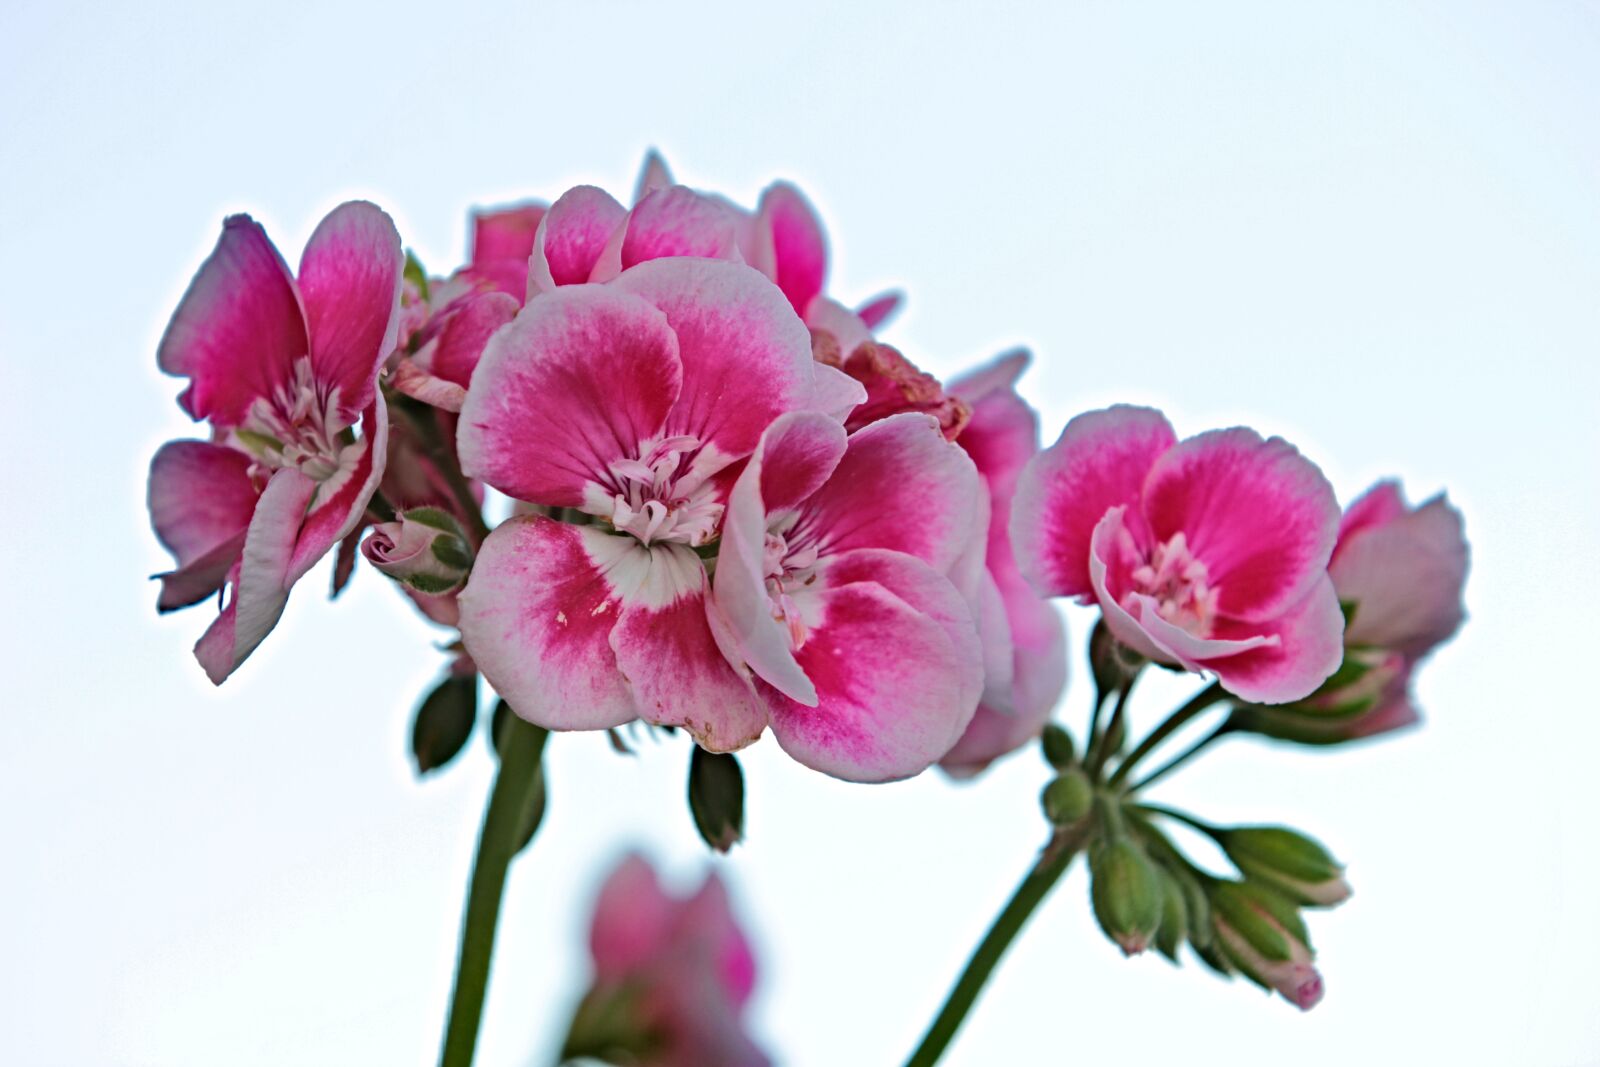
[687, 746, 745, 853]
[410, 673, 476, 774]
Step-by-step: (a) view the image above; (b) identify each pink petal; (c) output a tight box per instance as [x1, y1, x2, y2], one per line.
[287, 398, 389, 582]
[947, 348, 1030, 407]
[458, 284, 681, 508]
[808, 361, 869, 422]
[390, 361, 466, 413]
[297, 201, 404, 421]
[470, 201, 546, 284]
[590, 853, 675, 981]
[1140, 428, 1339, 623]
[678, 874, 759, 1007]
[428, 290, 519, 389]
[763, 579, 981, 783]
[529, 185, 627, 294]
[1202, 576, 1346, 704]
[805, 297, 872, 361]
[591, 186, 745, 283]
[612, 258, 814, 479]
[713, 413, 848, 705]
[1333, 479, 1408, 551]
[1087, 508, 1194, 663]
[791, 412, 981, 572]
[632, 148, 675, 205]
[156, 215, 307, 426]
[1331, 493, 1467, 658]
[755, 181, 828, 315]
[156, 532, 248, 613]
[605, 542, 768, 751]
[193, 467, 319, 684]
[147, 440, 259, 570]
[456, 516, 638, 730]
[855, 289, 904, 330]
[1012, 405, 1175, 600]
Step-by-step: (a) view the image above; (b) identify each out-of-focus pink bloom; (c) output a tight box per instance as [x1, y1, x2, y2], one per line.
[938, 352, 1068, 777]
[564, 854, 767, 1067]
[1012, 406, 1344, 705]
[465, 201, 546, 297]
[456, 258, 864, 751]
[711, 411, 985, 782]
[1241, 481, 1468, 742]
[148, 203, 402, 683]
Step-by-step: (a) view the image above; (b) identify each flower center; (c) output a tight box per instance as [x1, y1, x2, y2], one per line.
[235, 358, 350, 482]
[1128, 531, 1218, 637]
[604, 436, 724, 547]
[761, 523, 820, 649]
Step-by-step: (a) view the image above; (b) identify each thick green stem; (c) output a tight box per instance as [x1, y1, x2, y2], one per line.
[903, 824, 1091, 1067]
[439, 717, 548, 1067]
[1107, 682, 1226, 790]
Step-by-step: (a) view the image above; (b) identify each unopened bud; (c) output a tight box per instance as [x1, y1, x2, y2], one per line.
[361, 506, 473, 593]
[1041, 723, 1077, 769]
[1210, 881, 1325, 1011]
[410, 673, 476, 774]
[687, 746, 745, 853]
[1090, 838, 1164, 956]
[1218, 826, 1351, 907]
[1153, 867, 1189, 962]
[1042, 767, 1093, 826]
[1089, 619, 1141, 703]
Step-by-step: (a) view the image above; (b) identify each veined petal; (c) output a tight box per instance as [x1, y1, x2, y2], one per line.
[1141, 428, 1339, 623]
[613, 258, 814, 479]
[1012, 405, 1175, 600]
[456, 516, 637, 730]
[791, 412, 980, 572]
[529, 185, 627, 295]
[147, 440, 259, 569]
[755, 181, 827, 315]
[156, 215, 307, 426]
[607, 542, 768, 751]
[288, 397, 389, 582]
[193, 467, 318, 684]
[763, 580, 980, 783]
[713, 413, 848, 705]
[458, 284, 681, 508]
[298, 201, 404, 421]
[1202, 576, 1346, 704]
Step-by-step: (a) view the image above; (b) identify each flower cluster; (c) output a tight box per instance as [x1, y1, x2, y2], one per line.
[146, 151, 1469, 1065]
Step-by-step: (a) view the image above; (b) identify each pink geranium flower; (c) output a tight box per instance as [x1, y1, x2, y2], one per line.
[456, 258, 863, 751]
[711, 411, 985, 782]
[148, 203, 402, 683]
[563, 854, 767, 1067]
[1012, 406, 1344, 704]
[937, 352, 1068, 776]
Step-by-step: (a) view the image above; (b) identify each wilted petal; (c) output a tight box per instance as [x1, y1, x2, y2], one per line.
[156, 215, 307, 426]
[458, 284, 681, 507]
[457, 516, 639, 730]
[297, 201, 404, 421]
[1012, 405, 1176, 599]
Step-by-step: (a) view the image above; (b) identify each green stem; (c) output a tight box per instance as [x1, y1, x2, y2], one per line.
[1106, 681, 1226, 790]
[1087, 675, 1138, 778]
[395, 397, 492, 543]
[903, 824, 1092, 1067]
[1128, 722, 1232, 793]
[439, 717, 548, 1067]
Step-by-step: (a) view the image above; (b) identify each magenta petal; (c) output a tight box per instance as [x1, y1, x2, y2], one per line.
[1334, 479, 1408, 549]
[429, 290, 519, 389]
[1087, 509, 1184, 663]
[855, 290, 904, 330]
[793, 412, 981, 571]
[713, 413, 848, 705]
[948, 348, 1030, 407]
[287, 399, 389, 582]
[193, 467, 318, 684]
[1012, 405, 1176, 599]
[607, 544, 768, 751]
[1332, 493, 1468, 658]
[616, 186, 745, 273]
[156, 215, 307, 426]
[1141, 428, 1339, 623]
[590, 853, 675, 980]
[632, 148, 676, 205]
[1202, 576, 1346, 704]
[456, 516, 638, 730]
[764, 579, 980, 783]
[147, 440, 259, 571]
[458, 284, 681, 508]
[156, 532, 249, 613]
[756, 181, 828, 315]
[297, 201, 404, 421]
[530, 185, 627, 294]
[471, 201, 546, 279]
[613, 258, 814, 478]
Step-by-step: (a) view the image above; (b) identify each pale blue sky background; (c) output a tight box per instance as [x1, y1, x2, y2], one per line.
[2, 2, 1597, 1065]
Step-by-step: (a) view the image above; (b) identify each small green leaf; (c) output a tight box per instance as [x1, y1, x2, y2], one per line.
[411, 674, 476, 774]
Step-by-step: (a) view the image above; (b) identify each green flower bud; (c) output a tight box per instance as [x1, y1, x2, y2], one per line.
[1218, 826, 1351, 907]
[1042, 767, 1094, 826]
[1209, 880, 1324, 1010]
[362, 506, 473, 594]
[1041, 723, 1077, 769]
[1090, 838, 1164, 956]
[687, 746, 745, 853]
[1153, 866, 1189, 962]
